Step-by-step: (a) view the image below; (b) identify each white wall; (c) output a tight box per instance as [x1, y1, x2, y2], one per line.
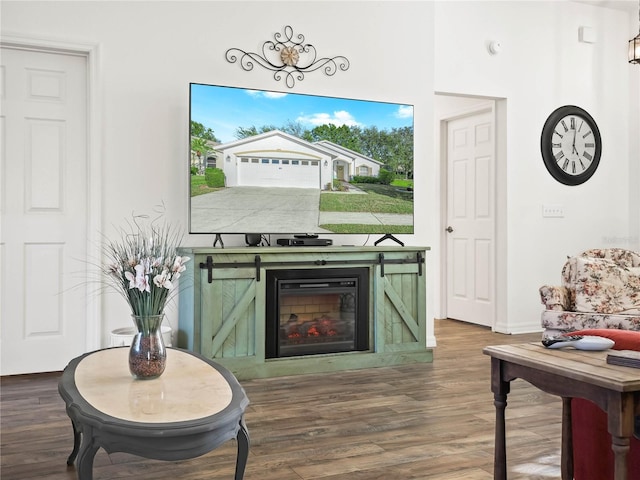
[434, 0, 639, 333]
[1, 0, 437, 345]
[1, 0, 637, 345]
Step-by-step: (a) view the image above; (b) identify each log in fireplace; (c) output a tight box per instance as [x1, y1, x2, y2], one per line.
[265, 268, 369, 358]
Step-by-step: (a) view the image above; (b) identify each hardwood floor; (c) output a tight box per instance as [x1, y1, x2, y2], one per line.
[1, 319, 562, 480]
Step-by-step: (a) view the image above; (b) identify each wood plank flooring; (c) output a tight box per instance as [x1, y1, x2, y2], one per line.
[1, 319, 562, 480]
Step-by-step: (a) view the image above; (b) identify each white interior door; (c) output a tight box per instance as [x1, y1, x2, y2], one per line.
[1, 46, 89, 374]
[445, 109, 495, 327]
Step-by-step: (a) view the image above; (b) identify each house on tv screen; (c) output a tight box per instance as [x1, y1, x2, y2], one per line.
[210, 130, 383, 189]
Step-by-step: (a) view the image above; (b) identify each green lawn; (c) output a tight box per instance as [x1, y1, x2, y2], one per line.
[320, 183, 413, 214]
[319, 224, 413, 234]
[319, 183, 413, 233]
[190, 175, 222, 197]
[391, 178, 414, 189]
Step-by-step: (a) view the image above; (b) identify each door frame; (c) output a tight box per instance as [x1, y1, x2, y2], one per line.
[437, 94, 507, 332]
[1, 33, 103, 351]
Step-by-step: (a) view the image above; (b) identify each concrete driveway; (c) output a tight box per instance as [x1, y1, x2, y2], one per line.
[190, 187, 330, 233]
[190, 186, 413, 234]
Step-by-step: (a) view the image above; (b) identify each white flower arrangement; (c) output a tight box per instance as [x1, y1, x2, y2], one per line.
[103, 214, 190, 317]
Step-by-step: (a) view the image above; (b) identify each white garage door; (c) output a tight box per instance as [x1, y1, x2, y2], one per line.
[238, 158, 320, 188]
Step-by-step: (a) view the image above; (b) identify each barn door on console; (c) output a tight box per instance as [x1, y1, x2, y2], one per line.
[200, 267, 262, 360]
[375, 263, 427, 352]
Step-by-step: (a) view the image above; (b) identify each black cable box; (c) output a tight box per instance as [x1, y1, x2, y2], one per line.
[277, 238, 333, 247]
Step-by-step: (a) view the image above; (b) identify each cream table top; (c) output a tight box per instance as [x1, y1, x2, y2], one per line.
[74, 347, 233, 423]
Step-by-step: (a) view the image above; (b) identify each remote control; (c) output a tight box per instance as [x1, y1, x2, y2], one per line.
[541, 335, 615, 350]
[294, 234, 318, 239]
[542, 335, 583, 348]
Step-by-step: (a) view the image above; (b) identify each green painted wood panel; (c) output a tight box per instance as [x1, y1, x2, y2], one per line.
[201, 274, 259, 360]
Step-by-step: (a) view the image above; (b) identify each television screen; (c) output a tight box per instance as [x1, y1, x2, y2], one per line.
[189, 83, 414, 236]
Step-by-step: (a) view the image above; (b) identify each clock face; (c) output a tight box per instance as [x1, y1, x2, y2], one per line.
[540, 106, 602, 185]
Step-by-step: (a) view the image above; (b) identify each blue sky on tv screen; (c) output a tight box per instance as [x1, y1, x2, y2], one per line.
[190, 83, 414, 144]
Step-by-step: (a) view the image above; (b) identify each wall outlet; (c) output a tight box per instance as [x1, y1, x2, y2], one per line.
[542, 204, 564, 218]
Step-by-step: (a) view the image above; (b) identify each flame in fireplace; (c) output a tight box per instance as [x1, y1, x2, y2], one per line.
[286, 314, 340, 340]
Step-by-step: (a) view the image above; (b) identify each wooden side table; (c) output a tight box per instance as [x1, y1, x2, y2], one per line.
[484, 343, 640, 480]
[58, 347, 249, 480]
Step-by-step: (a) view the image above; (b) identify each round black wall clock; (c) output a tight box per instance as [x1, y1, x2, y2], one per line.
[540, 105, 602, 186]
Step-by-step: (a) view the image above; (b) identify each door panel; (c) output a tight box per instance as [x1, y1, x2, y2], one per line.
[446, 110, 495, 327]
[1, 47, 89, 374]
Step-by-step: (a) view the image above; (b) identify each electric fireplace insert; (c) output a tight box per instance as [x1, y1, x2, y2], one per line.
[265, 268, 369, 358]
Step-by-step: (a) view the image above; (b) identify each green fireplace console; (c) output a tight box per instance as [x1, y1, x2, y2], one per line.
[177, 246, 431, 379]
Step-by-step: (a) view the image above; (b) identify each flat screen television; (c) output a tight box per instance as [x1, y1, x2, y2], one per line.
[189, 83, 414, 237]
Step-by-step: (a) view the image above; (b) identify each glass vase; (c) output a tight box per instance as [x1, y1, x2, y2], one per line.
[129, 314, 166, 380]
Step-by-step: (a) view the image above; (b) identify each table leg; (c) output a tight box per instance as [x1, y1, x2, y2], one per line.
[66, 418, 81, 466]
[635, 393, 640, 440]
[76, 426, 99, 480]
[611, 437, 630, 480]
[560, 397, 574, 480]
[234, 417, 250, 480]
[491, 357, 509, 480]
[609, 392, 635, 480]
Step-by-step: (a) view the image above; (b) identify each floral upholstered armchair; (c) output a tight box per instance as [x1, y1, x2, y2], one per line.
[539, 248, 640, 338]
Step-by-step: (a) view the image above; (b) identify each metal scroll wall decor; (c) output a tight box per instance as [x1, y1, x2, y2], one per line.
[225, 26, 350, 88]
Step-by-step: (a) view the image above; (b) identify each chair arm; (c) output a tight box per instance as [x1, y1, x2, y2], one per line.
[539, 285, 571, 311]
